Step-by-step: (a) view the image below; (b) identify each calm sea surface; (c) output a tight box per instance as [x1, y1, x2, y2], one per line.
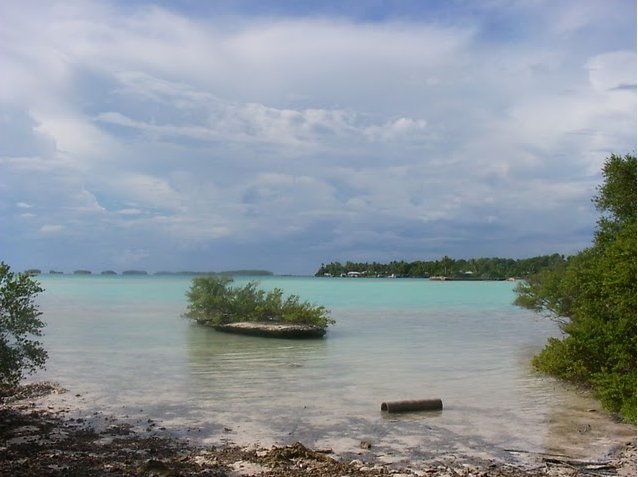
[31, 275, 633, 465]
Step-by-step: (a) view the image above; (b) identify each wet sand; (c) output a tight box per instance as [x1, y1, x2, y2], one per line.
[1, 383, 635, 476]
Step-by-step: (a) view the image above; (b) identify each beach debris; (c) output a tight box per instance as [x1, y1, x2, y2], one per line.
[381, 398, 443, 413]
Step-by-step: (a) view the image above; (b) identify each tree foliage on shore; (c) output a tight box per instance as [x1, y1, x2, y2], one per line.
[184, 276, 333, 329]
[515, 153, 636, 422]
[316, 254, 566, 279]
[0, 262, 48, 385]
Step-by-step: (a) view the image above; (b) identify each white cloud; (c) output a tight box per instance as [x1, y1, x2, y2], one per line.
[115, 174, 183, 211]
[587, 51, 637, 92]
[95, 94, 429, 149]
[364, 117, 428, 141]
[117, 208, 143, 216]
[113, 71, 217, 108]
[0, 0, 635, 272]
[39, 224, 64, 234]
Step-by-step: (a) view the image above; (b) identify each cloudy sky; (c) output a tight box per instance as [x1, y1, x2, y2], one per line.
[1, 0, 635, 274]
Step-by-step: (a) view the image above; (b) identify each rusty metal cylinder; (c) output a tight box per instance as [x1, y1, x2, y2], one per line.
[381, 399, 443, 413]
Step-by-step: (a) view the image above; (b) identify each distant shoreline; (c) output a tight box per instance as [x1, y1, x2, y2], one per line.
[31, 271, 516, 281]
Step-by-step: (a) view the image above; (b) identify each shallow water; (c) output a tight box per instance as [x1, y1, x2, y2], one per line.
[31, 275, 634, 465]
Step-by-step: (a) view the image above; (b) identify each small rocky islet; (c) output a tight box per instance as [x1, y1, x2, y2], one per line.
[206, 321, 327, 339]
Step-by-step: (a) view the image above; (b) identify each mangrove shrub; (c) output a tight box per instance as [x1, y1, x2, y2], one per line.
[0, 262, 48, 385]
[184, 276, 333, 329]
[515, 153, 636, 422]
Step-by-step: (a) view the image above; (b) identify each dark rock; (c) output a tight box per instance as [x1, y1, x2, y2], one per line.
[209, 321, 326, 339]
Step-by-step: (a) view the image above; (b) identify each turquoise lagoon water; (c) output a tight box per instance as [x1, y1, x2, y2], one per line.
[31, 275, 633, 465]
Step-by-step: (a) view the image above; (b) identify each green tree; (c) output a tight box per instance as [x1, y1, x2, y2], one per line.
[515, 153, 637, 422]
[594, 153, 637, 247]
[0, 262, 48, 385]
[594, 153, 637, 224]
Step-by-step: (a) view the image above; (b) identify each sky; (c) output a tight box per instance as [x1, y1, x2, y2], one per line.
[1, 0, 636, 275]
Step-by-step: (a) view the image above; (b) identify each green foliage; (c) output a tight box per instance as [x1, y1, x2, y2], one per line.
[593, 153, 637, 229]
[184, 276, 333, 329]
[513, 259, 571, 318]
[0, 262, 48, 385]
[515, 153, 637, 422]
[317, 254, 566, 279]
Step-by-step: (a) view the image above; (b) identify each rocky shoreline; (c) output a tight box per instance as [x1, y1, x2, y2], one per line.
[1, 383, 635, 476]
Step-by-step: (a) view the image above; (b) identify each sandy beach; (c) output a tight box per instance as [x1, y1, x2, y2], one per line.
[1, 383, 635, 477]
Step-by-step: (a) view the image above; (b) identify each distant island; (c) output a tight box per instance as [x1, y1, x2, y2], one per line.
[154, 270, 273, 277]
[25, 269, 274, 277]
[316, 254, 566, 280]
